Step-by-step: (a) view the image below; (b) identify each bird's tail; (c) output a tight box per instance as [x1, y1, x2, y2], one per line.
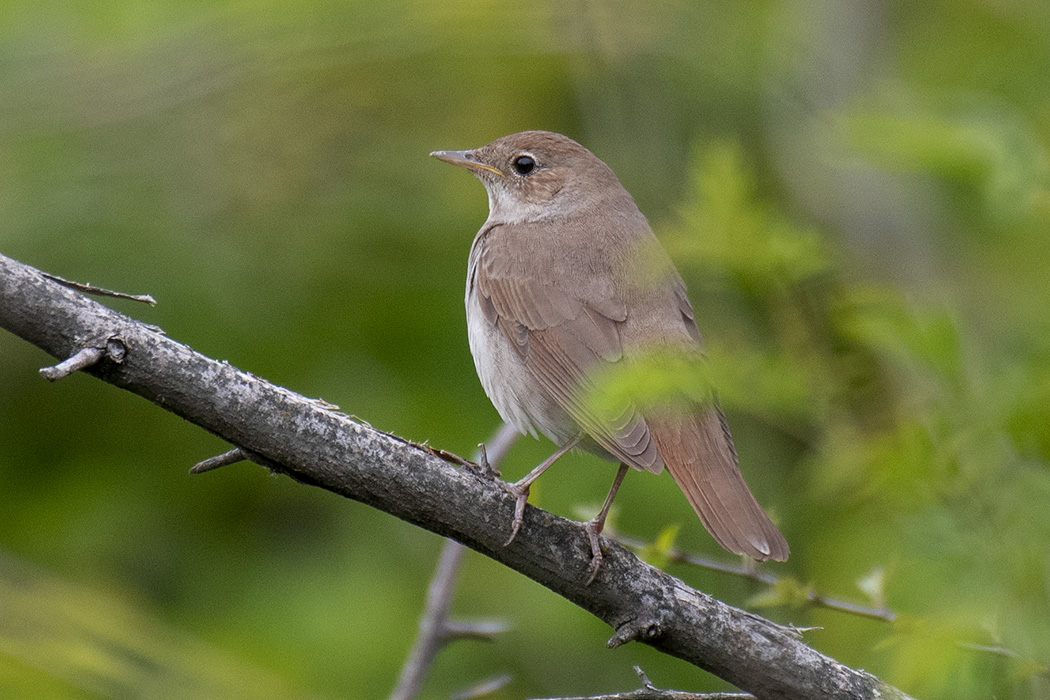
[649, 408, 789, 561]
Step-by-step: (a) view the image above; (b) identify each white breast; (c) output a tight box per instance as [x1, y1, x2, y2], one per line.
[465, 240, 576, 445]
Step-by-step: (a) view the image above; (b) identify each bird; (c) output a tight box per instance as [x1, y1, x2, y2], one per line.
[431, 130, 788, 582]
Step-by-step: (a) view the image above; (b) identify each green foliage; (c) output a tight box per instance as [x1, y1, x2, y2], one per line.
[2, 1, 1050, 699]
[671, 141, 835, 291]
[746, 575, 815, 611]
[594, 135, 1050, 696]
[634, 525, 681, 572]
[856, 566, 888, 611]
[0, 552, 328, 699]
[842, 95, 1048, 225]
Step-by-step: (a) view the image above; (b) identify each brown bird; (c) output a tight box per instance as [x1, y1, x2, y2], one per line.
[431, 131, 788, 581]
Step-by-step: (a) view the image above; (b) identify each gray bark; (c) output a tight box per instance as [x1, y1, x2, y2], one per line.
[0, 253, 915, 700]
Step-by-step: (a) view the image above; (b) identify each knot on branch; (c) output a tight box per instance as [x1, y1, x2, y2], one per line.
[608, 611, 668, 649]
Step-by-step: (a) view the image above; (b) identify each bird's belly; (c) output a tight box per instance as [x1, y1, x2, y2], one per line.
[466, 292, 578, 447]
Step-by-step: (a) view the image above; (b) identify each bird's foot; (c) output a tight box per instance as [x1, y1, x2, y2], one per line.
[500, 480, 530, 546]
[582, 518, 606, 586]
[496, 437, 582, 547]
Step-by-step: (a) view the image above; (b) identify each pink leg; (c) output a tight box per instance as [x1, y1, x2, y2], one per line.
[503, 435, 581, 546]
[583, 462, 629, 585]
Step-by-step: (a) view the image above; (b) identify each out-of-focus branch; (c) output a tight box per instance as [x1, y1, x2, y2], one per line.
[390, 424, 518, 700]
[533, 666, 753, 700]
[0, 254, 915, 700]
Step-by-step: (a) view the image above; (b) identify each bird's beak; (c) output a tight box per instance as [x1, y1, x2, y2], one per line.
[430, 149, 504, 176]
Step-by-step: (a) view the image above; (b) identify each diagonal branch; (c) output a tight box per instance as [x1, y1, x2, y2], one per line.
[611, 534, 896, 623]
[0, 254, 916, 700]
[390, 423, 518, 700]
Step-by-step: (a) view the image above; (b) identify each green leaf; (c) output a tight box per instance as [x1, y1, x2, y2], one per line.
[747, 576, 813, 609]
[636, 525, 682, 570]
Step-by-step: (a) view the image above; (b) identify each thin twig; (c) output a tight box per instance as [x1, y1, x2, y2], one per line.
[533, 692, 751, 700]
[389, 539, 467, 700]
[42, 272, 156, 305]
[190, 448, 249, 474]
[39, 347, 106, 381]
[617, 532, 1037, 673]
[39, 337, 127, 381]
[450, 673, 514, 700]
[532, 665, 754, 700]
[389, 423, 519, 700]
[612, 533, 897, 623]
[190, 446, 280, 474]
[443, 619, 510, 642]
[959, 642, 1050, 677]
[959, 642, 1020, 659]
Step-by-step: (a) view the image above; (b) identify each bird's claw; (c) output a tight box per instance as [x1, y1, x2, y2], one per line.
[501, 481, 530, 546]
[583, 519, 605, 585]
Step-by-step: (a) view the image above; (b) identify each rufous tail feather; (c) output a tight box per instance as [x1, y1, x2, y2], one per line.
[649, 409, 789, 561]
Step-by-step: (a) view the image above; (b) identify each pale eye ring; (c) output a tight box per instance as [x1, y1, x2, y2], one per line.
[512, 154, 536, 175]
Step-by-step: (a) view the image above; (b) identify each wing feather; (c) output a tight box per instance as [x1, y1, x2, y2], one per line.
[475, 232, 660, 473]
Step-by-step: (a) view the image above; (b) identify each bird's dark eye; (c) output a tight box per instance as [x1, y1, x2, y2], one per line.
[512, 155, 535, 175]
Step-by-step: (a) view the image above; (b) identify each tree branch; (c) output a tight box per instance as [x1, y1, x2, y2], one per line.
[611, 534, 896, 623]
[533, 665, 754, 700]
[390, 424, 517, 700]
[0, 254, 916, 700]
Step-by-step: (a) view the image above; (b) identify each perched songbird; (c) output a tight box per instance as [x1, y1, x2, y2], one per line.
[431, 131, 788, 581]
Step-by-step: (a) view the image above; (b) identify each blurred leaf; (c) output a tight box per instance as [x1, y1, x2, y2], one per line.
[635, 525, 681, 571]
[878, 615, 990, 699]
[747, 575, 813, 610]
[837, 286, 965, 387]
[856, 566, 887, 612]
[669, 141, 834, 293]
[0, 551, 328, 700]
[583, 349, 715, 419]
[842, 96, 1049, 226]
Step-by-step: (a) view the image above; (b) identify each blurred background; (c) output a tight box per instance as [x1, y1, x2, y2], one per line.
[2, 1, 1049, 698]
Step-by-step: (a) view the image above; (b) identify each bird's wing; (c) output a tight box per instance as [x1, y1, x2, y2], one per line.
[475, 223, 788, 561]
[473, 226, 662, 473]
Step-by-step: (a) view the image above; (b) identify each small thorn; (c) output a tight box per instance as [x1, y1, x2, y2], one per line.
[633, 665, 657, 690]
[465, 442, 499, 478]
[39, 346, 107, 381]
[190, 447, 248, 474]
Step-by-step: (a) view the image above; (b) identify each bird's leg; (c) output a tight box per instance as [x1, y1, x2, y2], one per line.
[503, 435, 582, 546]
[583, 462, 629, 585]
